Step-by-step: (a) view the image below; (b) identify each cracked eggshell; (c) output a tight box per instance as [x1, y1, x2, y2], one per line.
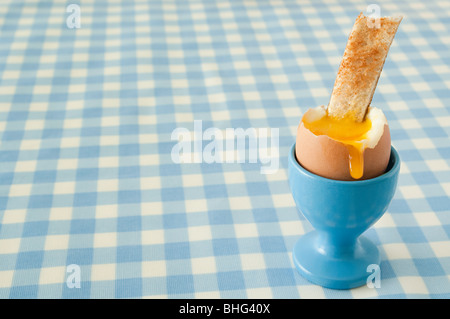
[295, 109, 391, 181]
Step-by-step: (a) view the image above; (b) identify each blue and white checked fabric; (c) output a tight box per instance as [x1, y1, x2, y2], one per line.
[0, 0, 449, 299]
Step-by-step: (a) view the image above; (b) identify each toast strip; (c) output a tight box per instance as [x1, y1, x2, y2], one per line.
[327, 13, 402, 122]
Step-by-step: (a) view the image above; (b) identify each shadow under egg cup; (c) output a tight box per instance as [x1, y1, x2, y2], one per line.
[288, 143, 400, 289]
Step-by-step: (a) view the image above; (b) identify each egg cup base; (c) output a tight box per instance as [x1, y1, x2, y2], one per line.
[292, 231, 380, 290]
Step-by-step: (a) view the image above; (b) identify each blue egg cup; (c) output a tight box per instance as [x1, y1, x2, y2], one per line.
[288, 143, 400, 289]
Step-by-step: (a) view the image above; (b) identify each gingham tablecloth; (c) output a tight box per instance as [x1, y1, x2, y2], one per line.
[0, 0, 449, 299]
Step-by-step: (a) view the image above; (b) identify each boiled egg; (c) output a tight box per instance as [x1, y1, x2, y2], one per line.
[295, 105, 391, 181]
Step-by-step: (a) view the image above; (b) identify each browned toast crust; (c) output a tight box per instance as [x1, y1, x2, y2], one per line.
[327, 13, 402, 122]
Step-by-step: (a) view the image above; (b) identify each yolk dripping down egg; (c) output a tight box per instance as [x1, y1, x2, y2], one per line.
[295, 106, 391, 181]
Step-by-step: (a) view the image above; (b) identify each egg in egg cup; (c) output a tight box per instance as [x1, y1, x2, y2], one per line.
[288, 143, 400, 289]
[287, 12, 402, 290]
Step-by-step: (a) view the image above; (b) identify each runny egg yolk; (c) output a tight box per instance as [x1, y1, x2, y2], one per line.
[302, 111, 372, 179]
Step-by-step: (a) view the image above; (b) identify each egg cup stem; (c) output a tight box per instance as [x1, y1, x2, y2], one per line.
[288, 143, 400, 290]
[316, 231, 358, 257]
